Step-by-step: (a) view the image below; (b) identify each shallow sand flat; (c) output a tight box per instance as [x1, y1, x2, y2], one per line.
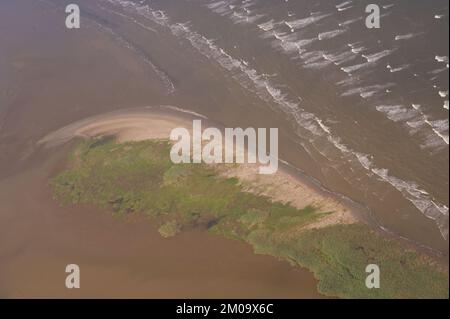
[38, 107, 196, 145]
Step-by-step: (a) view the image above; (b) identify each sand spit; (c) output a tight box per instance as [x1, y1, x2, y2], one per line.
[38, 106, 358, 229]
[37, 106, 195, 146]
[217, 163, 356, 229]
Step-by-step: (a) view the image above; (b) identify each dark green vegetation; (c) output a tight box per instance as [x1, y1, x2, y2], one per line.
[51, 138, 449, 298]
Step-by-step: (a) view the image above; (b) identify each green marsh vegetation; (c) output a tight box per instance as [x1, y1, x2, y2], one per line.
[51, 138, 449, 298]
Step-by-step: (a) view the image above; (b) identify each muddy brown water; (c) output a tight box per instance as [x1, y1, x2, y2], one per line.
[0, 0, 448, 298]
[0, 0, 325, 298]
[0, 144, 323, 298]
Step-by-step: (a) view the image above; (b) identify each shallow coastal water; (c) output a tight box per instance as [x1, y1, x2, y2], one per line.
[0, 0, 325, 298]
[81, 0, 448, 252]
[0, 143, 323, 298]
[0, 0, 448, 297]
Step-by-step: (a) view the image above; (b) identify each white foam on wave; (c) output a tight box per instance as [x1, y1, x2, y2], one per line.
[394, 33, 418, 41]
[296, 38, 318, 49]
[389, 64, 409, 73]
[341, 83, 395, 98]
[337, 6, 353, 12]
[104, 0, 449, 239]
[336, 1, 352, 9]
[300, 50, 324, 64]
[207, 1, 234, 15]
[424, 118, 449, 145]
[340, 62, 372, 74]
[167, 21, 330, 141]
[315, 118, 331, 134]
[438, 91, 448, 98]
[304, 60, 332, 70]
[435, 55, 449, 63]
[347, 42, 366, 53]
[444, 101, 449, 110]
[339, 16, 363, 27]
[407, 104, 449, 146]
[326, 120, 449, 239]
[210, 0, 450, 229]
[203, 0, 448, 157]
[306, 100, 450, 239]
[429, 67, 448, 75]
[277, 40, 302, 54]
[371, 167, 449, 239]
[350, 47, 365, 54]
[406, 119, 424, 131]
[231, 11, 265, 25]
[340, 47, 394, 75]
[355, 153, 372, 170]
[257, 19, 276, 32]
[323, 50, 357, 66]
[375, 105, 417, 122]
[307, 103, 448, 236]
[272, 31, 286, 42]
[102, 0, 168, 26]
[286, 13, 332, 30]
[274, 29, 299, 43]
[336, 76, 359, 87]
[362, 49, 396, 63]
[318, 29, 347, 40]
[284, 21, 295, 33]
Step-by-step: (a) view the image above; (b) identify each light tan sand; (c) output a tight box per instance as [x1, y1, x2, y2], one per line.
[217, 163, 356, 229]
[38, 108, 194, 146]
[38, 107, 358, 229]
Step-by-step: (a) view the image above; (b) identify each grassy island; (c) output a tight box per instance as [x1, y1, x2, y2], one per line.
[51, 138, 449, 298]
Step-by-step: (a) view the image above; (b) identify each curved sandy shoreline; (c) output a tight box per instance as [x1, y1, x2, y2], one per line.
[38, 105, 359, 229]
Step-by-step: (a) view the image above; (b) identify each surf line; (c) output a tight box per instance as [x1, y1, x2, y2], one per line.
[169, 120, 279, 174]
